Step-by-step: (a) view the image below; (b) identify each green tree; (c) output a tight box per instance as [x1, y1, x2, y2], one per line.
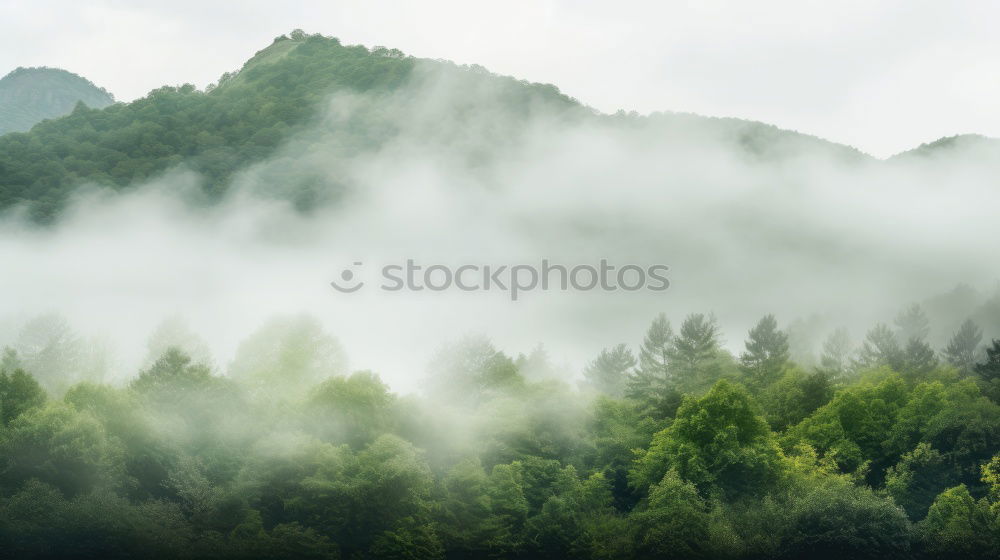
[918, 485, 999, 559]
[974, 339, 1000, 402]
[819, 327, 852, 378]
[583, 344, 635, 397]
[0, 367, 46, 425]
[306, 370, 396, 448]
[900, 337, 939, 378]
[740, 314, 790, 390]
[631, 380, 785, 498]
[629, 470, 714, 559]
[637, 313, 673, 382]
[885, 443, 956, 520]
[668, 313, 724, 392]
[854, 323, 903, 372]
[943, 319, 983, 375]
[895, 303, 931, 344]
[228, 314, 347, 398]
[426, 336, 522, 406]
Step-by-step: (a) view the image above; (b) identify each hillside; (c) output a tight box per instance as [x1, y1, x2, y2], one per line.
[888, 133, 1000, 161]
[0, 67, 114, 136]
[2, 31, 993, 222]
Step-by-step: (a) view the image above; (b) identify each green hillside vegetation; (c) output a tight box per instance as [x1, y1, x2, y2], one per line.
[0, 31, 579, 221]
[0, 308, 998, 558]
[0, 30, 885, 222]
[0, 67, 114, 136]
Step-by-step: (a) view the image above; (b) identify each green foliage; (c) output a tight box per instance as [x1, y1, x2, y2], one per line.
[665, 313, 737, 395]
[228, 314, 347, 398]
[0, 401, 125, 496]
[918, 484, 999, 559]
[0, 367, 46, 425]
[885, 443, 956, 520]
[0, 314, 996, 557]
[759, 367, 833, 430]
[583, 343, 635, 397]
[943, 319, 984, 375]
[740, 314, 790, 390]
[629, 470, 716, 559]
[0, 32, 578, 221]
[854, 323, 904, 373]
[631, 380, 785, 498]
[426, 336, 524, 406]
[771, 477, 912, 559]
[0, 66, 114, 136]
[306, 370, 396, 448]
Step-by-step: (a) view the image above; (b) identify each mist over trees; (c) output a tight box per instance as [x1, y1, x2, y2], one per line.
[0, 303, 997, 559]
[2, 28, 1000, 559]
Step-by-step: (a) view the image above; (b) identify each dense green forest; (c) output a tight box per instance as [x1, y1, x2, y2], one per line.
[0, 30, 882, 222]
[1, 305, 998, 559]
[0, 31, 581, 221]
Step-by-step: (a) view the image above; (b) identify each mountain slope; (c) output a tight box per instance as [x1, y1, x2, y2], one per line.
[0, 32, 581, 220]
[0, 67, 114, 136]
[888, 134, 1000, 161]
[0, 31, 976, 222]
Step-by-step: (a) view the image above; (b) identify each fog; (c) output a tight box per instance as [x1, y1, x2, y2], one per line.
[2, 60, 999, 393]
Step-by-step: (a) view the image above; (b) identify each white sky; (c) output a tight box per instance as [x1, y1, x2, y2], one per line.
[2, 0, 998, 157]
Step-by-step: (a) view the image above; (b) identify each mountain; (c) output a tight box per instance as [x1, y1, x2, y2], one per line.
[888, 133, 1000, 161]
[0, 31, 988, 222]
[0, 67, 114, 136]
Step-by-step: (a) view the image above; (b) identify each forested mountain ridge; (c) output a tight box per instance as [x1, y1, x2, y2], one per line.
[0, 31, 579, 221]
[0, 67, 114, 137]
[0, 30, 896, 222]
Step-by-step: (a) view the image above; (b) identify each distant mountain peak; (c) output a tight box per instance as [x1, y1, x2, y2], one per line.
[0, 66, 115, 135]
[889, 133, 1000, 160]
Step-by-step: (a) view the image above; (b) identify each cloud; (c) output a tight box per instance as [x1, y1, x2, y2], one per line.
[1, 61, 999, 393]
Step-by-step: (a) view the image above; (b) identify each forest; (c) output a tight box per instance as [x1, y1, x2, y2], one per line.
[2, 26, 1000, 560]
[0, 304, 998, 559]
[0, 31, 577, 222]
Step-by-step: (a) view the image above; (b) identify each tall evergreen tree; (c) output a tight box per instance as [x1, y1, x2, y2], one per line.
[740, 314, 790, 390]
[894, 303, 931, 343]
[668, 313, 722, 391]
[901, 337, 938, 377]
[627, 314, 682, 418]
[819, 328, 852, 378]
[637, 313, 673, 382]
[943, 319, 983, 374]
[854, 323, 903, 372]
[584, 344, 636, 397]
[975, 339, 1000, 382]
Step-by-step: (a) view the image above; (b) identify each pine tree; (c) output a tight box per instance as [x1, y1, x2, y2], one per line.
[894, 304, 931, 343]
[638, 313, 673, 382]
[584, 344, 636, 397]
[901, 337, 938, 377]
[975, 339, 1000, 382]
[740, 314, 789, 390]
[626, 314, 682, 417]
[668, 313, 721, 391]
[626, 314, 673, 400]
[854, 323, 903, 372]
[943, 319, 983, 374]
[819, 328, 852, 378]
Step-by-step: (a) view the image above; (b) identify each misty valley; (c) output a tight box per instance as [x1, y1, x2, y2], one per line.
[1, 29, 999, 560]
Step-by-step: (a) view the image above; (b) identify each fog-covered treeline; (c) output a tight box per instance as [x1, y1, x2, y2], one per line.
[1, 305, 998, 559]
[3, 27, 1000, 560]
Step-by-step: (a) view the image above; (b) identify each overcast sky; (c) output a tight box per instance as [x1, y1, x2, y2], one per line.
[2, 0, 998, 157]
